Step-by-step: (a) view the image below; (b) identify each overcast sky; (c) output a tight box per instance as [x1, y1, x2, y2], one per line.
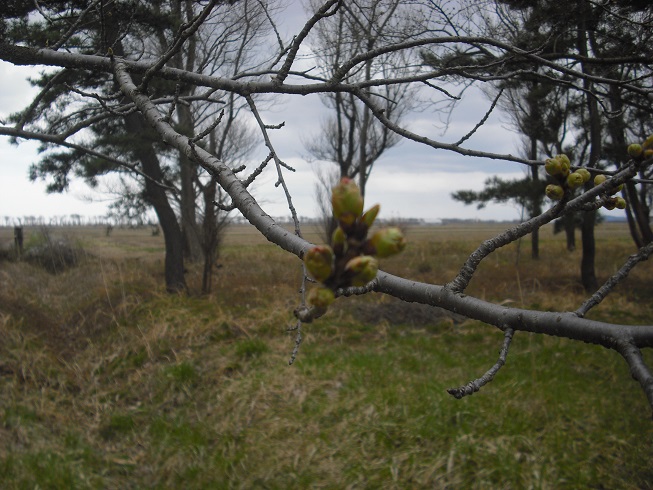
[0, 4, 527, 224]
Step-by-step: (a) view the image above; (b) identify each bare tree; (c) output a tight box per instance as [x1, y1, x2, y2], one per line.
[1, 0, 653, 415]
[304, 0, 424, 197]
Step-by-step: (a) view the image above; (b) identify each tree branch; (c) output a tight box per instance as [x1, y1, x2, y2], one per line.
[448, 328, 515, 399]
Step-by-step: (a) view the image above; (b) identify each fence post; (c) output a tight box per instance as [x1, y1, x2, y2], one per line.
[14, 226, 24, 258]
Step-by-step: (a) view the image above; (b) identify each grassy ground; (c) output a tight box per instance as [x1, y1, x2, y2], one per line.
[0, 222, 652, 488]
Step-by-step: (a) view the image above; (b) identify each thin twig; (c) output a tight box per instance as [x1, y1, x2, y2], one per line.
[273, 0, 341, 85]
[139, 0, 218, 92]
[454, 88, 503, 146]
[245, 95, 301, 234]
[576, 240, 653, 317]
[447, 328, 515, 399]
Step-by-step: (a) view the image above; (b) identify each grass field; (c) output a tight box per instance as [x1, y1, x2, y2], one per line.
[1, 222, 652, 488]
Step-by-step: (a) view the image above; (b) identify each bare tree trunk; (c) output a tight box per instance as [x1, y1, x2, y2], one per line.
[564, 215, 576, 252]
[529, 138, 540, 260]
[577, 7, 600, 292]
[124, 113, 186, 292]
[111, 30, 187, 293]
[201, 178, 219, 294]
[177, 102, 204, 263]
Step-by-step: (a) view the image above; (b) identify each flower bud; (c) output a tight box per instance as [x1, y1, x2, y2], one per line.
[545, 184, 564, 200]
[360, 204, 380, 229]
[307, 287, 335, 309]
[545, 158, 562, 177]
[644, 149, 653, 159]
[594, 174, 607, 186]
[331, 177, 364, 226]
[604, 198, 617, 211]
[304, 245, 334, 282]
[556, 154, 571, 177]
[367, 227, 406, 258]
[557, 154, 571, 167]
[628, 143, 643, 159]
[643, 134, 653, 150]
[566, 172, 584, 189]
[331, 226, 346, 255]
[344, 255, 379, 287]
[615, 197, 627, 209]
[575, 168, 591, 183]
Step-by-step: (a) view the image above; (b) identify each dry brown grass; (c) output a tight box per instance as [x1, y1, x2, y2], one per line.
[0, 221, 652, 488]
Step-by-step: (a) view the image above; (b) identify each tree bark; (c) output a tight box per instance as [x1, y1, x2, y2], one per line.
[577, 6, 600, 292]
[177, 102, 204, 263]
[529, 139, 540, 260]
[123, 112, 187, 292]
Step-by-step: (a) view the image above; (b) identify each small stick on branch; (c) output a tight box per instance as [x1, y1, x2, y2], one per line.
[576, 240, 653, 318]
[448, 328, 514, 399]
[454, 88, 503, 146]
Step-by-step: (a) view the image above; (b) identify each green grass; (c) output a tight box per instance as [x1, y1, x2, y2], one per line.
[0, 223, 652, 488]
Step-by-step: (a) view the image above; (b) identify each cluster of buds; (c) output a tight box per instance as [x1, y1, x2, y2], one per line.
[544, 154, 591, 200]
[627, 134, 653, 162]
[303, 177, 406, 312]
[593, 173, 626, 210]
[544, 153, 629, 210]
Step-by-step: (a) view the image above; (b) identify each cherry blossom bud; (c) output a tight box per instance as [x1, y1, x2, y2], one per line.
[557, 154, 571, 167]
[566, 172, 584, 189]
[331, 226, 346, 255]
[304, 245, 334, 282]
[545, 184, 564, 200]
[367, 227, 406, 258]
[575, 168, 591, 183]
[643, 134, 653, 150]
[615, 197, 627, 209]
[360, 204, 381, 229]
[545, 158, 562, 177]
[628, 143, 643, 159]
[604, 198, 617, 211]
[556, 154, 571, 177]
[594, 174, 607, 186]
[344, 255, 379, 287]
[331, 177, 364, 226]
[307, 287, 335, 309]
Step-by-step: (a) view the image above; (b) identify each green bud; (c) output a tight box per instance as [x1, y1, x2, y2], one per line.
[545, 184, 564, 200]
[643, 134, 653, 150]
[307, 287, 335, 309]
[556, 155, 571, 178]
[566, 172, 584, 189]
[556, 154, 571, 167]
[331, 226, 346, 254]
[628, 143, 643, 159]
[594, 174, 607, 186]
[545, 158, 562, 177]
[615, 197, 627, 209]
[304, 245, 334, 282]
[331, 177, 364, 227]
[344, 255, 379, 287]
[360, 204, 381, 229]
[603, 198, 617, 211]
[367, 227, 406, 258]
[644, 149, 653, 159]
[575, 168, 591, 183]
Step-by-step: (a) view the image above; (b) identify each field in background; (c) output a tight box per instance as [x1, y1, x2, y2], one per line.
[1, 221, 652, 488]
